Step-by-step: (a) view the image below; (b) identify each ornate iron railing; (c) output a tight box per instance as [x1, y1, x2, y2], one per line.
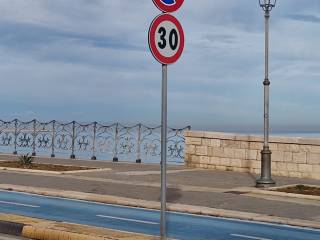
[0, 119, 190, 164]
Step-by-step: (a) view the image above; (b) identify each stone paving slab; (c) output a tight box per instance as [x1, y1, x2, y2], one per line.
[95, 170, 320, 189]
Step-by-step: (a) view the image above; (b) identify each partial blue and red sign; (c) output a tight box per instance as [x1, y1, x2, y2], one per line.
[152, 0, 184, 13]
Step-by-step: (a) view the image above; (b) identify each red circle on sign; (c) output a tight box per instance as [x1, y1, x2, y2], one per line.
[152, 0, 184, 13]
[148, 14, 185, 65]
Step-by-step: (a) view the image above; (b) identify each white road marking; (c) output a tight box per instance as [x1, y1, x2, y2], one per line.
[230, 234, 272, 240]
[97, 214, 159, 225]
[0, 200, 40, 208]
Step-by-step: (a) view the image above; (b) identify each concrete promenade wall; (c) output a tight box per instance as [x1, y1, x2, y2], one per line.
[185, 131, 320, 180]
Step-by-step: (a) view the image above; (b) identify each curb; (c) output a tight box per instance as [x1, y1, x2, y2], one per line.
[0, 220, 24, 236]
[21, 226, 105, 240]
[234, 186, 320, 201]
[0, 214, 160, 240]
[0, 166, 111, 175]
[0, 184, 319, 230]
[0, 153, 164, 166]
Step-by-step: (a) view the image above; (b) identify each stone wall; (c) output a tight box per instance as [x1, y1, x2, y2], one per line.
[185, 131, 320, 180]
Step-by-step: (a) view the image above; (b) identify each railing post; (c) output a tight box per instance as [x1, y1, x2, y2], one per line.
[136, 124, 142, 163]
[32, 119, 37, 156]
[70, 121, 76, 159]
[91, 122, 97, 160]
[113, 123, 119, 162]
[51, 120, 56, 158]
[13, 119, 18, 155]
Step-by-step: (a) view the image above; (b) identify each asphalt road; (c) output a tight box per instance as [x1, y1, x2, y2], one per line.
[0, 190, 319, 240]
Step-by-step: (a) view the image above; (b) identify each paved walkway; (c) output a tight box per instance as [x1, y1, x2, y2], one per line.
[0, 154, 320, 223]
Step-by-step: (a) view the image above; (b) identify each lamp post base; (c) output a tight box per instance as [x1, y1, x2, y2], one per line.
[256, 147, 275, 188]
[256, 178, 275, 188]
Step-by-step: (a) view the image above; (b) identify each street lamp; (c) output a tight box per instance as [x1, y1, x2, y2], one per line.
[256, 0, 276, 188]
[259, 0, 276, 12]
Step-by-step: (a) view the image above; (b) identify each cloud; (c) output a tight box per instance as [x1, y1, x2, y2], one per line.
[287, 14, 320, 23]
[0, 0, 319, 132]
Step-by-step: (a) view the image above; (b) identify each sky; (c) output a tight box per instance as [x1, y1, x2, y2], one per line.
[0, 0, 319, 133]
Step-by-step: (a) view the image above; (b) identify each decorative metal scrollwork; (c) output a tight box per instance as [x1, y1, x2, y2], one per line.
[0, 119, 190, 164]
[1, 132, 12, 146]
[55, 121, 73, 151]
[35, 122, 52, 149]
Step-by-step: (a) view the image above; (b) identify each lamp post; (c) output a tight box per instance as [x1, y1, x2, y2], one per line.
[256, 0, 276, 188]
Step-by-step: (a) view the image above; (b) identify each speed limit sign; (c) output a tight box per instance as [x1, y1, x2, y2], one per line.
[148, 14, 185, 65]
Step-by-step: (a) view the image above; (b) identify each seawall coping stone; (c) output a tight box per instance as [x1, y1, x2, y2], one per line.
[185, 131, 320, 146]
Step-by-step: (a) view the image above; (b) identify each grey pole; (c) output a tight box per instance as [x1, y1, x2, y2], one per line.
[70, 121, 76, 159]
[91, 122, 97, 160]
[256, 0, 276, 188]
[51, 120, 55, 158]
[136, 123, 142, 163]
[160, 64, 168, 239]
[32, 119, 37, 156]
[113, 123, 119, 162]
[13, 119, 18, 155]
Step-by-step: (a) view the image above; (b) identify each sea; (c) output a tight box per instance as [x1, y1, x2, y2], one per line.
[1, 131, 320, 165]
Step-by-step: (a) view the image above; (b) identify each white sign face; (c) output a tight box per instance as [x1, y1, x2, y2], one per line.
[155, 20, 181, 58]
[149, 14, 184, 65]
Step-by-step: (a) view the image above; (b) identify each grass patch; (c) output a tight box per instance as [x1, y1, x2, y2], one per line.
[275, 185, 320, 196]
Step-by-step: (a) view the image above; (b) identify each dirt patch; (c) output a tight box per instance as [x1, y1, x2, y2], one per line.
[0, 161, 94, 172]
[275, 185, 320, 196]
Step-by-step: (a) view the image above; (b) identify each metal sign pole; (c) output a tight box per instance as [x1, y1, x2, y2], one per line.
[149, 3, 185, 237]
[160, 64, 167, 239]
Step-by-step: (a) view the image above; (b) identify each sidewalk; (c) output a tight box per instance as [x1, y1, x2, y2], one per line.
[0, 154, 320, 226]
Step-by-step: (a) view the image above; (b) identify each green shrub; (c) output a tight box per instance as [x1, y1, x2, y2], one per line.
[296, 185, 307, 191]
[19, 154, 34, 168]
